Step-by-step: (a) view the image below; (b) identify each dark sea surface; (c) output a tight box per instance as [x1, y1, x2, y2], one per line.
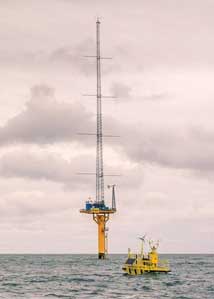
[0, 254, 213, 298]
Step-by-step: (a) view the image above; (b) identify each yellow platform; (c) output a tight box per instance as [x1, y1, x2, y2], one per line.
[80, 208, 116, 214]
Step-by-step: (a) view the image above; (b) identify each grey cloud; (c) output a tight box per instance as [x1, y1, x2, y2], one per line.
[110, 81, 168, 101]
[1, 85, 214, 176]
[0, 38, 114, 75]
[0, 84, 120, 147]
[49, 39, 96, 75]
[47, 40, 117, 75]
[110, 82, 132, 99]
[123, 125, 214, 174]
[0, 84, 95, 145]
[0, 148, 143, 192]
[0, 150, 94, 189]
[0, 190, 74, 221]
[1, 0, 214, 75]
[140, 93, 169, 101]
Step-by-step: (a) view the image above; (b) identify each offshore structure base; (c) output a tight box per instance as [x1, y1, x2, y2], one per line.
[80, 199, 116, 259]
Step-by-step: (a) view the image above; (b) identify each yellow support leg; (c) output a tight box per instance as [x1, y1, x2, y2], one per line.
[93, 214, 109, 259]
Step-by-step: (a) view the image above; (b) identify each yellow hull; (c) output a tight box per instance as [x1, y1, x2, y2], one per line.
[122, 265, 170, 275]
[123, 238, 170, 275]
[122, 252, 170, 275]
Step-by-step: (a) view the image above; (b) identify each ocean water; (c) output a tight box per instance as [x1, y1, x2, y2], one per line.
[0, 254, 213, 298]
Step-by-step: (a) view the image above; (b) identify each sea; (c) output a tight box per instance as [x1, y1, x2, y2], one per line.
[0, 254, 213, 298]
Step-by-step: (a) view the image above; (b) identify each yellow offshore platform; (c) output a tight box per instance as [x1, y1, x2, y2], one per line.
[80, 19, 117, 259]
[122, 236, 170, 275]
[80, 188, 116, 259]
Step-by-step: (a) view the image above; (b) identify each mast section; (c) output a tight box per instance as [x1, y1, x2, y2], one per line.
[96, 19, 104, 203]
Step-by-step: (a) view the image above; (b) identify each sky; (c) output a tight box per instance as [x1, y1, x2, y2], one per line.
[0, 0, 214, 253]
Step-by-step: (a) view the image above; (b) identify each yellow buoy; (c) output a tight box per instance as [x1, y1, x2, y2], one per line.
[122, 237, 170, 275]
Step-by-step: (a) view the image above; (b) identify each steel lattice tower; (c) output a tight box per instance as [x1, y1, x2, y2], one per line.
[96, 18, 104, 203]
[80, 19, 117, 259]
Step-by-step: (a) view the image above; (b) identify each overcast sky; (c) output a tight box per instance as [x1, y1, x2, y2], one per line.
[0, 0, 214, 253]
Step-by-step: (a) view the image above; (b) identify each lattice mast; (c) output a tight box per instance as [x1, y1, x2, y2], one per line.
[96, 18, 104, 203]
[80, 19, 117, 260]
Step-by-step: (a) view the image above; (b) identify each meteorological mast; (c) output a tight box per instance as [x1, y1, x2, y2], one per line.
[80, 19, 117, 259]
